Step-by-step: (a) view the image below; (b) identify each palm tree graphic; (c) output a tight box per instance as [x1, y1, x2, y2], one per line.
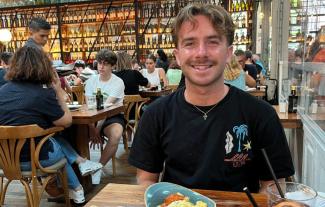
[233, 124, 248, 152]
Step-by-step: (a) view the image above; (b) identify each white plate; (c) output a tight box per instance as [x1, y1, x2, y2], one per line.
[68, 104, 82, 111]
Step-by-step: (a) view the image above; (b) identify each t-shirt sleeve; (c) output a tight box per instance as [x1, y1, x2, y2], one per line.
[135, 70, 149, 86]
[85, 78, 94, 96]
[37, 88, 65, 123]
[109, 78, 125, 99]
[128, 108, 165, 173]
[253, 111, 295, 181]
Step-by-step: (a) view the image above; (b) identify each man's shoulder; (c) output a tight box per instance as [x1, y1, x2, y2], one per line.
[230, 86, 275, 114]
[145, 90, 181, 113]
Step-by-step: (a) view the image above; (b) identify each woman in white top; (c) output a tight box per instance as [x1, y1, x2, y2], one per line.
[141, 54, 168, 87]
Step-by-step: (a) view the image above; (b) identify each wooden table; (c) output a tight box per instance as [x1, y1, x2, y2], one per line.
[85, 183, 268, 207]
[273, 105, 302, 129]
[70, 104, 124, 192]
[248, 89, 266, 98]
[139, 88, 172, 98]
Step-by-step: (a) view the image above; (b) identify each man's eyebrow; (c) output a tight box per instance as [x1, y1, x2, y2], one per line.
[207, 35, 222, 40]
[181, 37, 196, 43]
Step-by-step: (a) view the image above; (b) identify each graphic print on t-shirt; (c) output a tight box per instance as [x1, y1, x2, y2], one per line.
[233, 124, 248, 152]
[224, 124, 251, 168]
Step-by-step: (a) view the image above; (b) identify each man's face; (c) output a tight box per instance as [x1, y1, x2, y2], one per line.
[30, 29, 50, 46]
[174, 15, 232, 88]
[235, 54, 246, 69]
[75, 66, 84, 75]
[97, 61, 112, 77]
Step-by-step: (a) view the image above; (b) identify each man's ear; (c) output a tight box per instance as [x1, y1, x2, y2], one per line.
[173, 49, 181, 66]
[226, 45, 233, 63]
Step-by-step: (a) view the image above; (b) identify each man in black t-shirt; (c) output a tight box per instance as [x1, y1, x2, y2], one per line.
[128, 4, 294, 193]
[234, 49, 258, 80]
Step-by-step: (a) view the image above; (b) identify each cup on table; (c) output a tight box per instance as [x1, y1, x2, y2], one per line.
[86, 96, 96, 110]
[267, 182, 317, 207]
[279, 102, 287, 113]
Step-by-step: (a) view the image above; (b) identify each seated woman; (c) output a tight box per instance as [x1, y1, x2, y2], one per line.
[114, 51, 150, 94]
[141, 54, 168, 88]
[0, 46, 102, 204]
[224, 55, 256, 90]
[166, 60, 182, 85]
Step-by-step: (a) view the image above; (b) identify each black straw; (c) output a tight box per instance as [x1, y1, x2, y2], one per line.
[261, 148, 285, 198]
[243, 187, 259, 207]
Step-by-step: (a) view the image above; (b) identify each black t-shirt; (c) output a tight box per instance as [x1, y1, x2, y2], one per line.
[114, 70, 149, 95]
[156, 59, 169, 73]
[129, 86, 294, 192]
[244, 64, 258, 80]
[0, 82, 64, 161]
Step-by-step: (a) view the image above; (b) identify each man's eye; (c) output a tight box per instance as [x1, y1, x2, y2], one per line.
[184, 42, 193, 47]
[209, 40, 219, 45]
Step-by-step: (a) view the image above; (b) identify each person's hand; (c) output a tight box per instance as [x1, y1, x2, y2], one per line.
[89, 125, 103, 150]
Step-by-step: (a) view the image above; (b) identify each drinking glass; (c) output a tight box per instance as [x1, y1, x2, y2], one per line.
[86, 96, 96, 110]
[267, 182, 317, 207]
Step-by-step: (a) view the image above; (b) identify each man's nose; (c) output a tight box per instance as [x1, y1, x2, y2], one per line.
[196, 42, 208, 56]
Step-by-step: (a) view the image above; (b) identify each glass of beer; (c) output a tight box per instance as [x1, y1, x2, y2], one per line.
[267, 182, 317, 207]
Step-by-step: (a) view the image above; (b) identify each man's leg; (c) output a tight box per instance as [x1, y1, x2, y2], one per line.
[100, 123, 123, 165]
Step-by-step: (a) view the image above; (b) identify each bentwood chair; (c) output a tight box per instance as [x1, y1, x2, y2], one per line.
[123, 95, 150, 148]
[71, 84, 85, 104]
[101, 95, 149, 177]
[0, 125, 70, 207]
[167, 84, 179, 93]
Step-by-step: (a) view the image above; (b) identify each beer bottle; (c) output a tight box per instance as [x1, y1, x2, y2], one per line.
[160, 78, 164, 90]
[96, 88, 104, 110]
[288, 85, 298, 113]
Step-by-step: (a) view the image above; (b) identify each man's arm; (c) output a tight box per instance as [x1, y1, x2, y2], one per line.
[136, 169, 160, 187]
[259, 178, 285, 194]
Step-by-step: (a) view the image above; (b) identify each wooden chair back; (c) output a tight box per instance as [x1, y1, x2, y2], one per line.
[71, 84, 85, 104]
[0, 125, 70, 207]
[167, 84, 179, 92]
[123, 95, 149, 132]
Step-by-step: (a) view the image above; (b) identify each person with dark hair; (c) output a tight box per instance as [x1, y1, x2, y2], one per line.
[0, 52, 13, 87]
[166, 60, 182, 85]
[25, 17, 51, 48]
[0, 46, 102, 204]
[85, 49, 125, 184]
[114, 51, 150, 95]
[234, 49, 258, 80]
[129, 4, 294, 193]
[141, 54, 168, 87]
[156, 49, 169, 73]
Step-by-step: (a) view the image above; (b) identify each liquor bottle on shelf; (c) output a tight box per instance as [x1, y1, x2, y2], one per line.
[288, 85, 298, 113]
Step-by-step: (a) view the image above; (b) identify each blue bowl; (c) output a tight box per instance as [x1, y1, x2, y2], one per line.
[144, 182, 216, 207]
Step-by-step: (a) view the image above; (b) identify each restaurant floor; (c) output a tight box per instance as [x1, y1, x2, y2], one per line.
[2, 143, 137, 206]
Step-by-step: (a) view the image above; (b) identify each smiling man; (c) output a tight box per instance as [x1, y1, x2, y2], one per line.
[25, 17, 51, 49]
[128, 4, 294, 193]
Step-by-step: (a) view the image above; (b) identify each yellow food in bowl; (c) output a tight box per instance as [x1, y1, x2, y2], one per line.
[167, 200, 207, 207]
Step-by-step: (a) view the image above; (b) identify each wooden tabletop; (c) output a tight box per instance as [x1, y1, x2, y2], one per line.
[85, 183, 268, 207]
[273, 105, 302, 129]
[71, 104, 124, 124]
[139, 88, 172, 98]
[248, 89, 266, 97]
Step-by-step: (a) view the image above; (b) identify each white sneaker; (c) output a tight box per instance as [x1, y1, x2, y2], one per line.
[69, 187, 85, 204]
[91, 169, 102, 185]
[78, 160, 103, 176]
